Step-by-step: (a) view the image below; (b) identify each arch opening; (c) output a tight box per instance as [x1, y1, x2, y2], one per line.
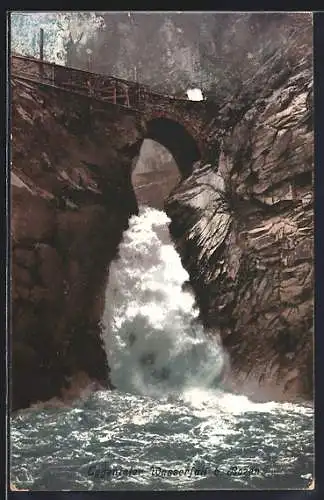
[145, 118, 201, 178]
[132, 139, 181, 209]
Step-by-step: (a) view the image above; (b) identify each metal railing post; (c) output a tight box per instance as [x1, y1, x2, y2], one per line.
[39, 28, 44, 60]
[125, 86, 130, 107]
[39, 28, 44, 79]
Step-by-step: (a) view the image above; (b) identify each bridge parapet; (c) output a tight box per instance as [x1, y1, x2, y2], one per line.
[11, 54, 143, 107]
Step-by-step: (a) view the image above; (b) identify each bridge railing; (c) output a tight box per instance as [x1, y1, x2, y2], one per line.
[10, 54, 202, 112]
[10, 54, 150, 109]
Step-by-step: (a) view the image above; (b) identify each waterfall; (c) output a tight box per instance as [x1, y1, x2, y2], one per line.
[101, 206, 226, 398]
[11, 210, 314, 492]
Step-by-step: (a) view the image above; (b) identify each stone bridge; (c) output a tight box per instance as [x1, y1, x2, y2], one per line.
[11, 54, 219, 177]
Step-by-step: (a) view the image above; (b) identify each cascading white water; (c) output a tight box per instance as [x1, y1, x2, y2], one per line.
[102, 206, 226, 398]
[11, 208, 314, 491]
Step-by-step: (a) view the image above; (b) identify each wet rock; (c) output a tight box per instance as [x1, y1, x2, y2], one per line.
[11, 75, 139, 410]
[14, 248, 37, 268]
[166, 15, 313, 401]
[36, 243, 64, 301]
[11, 187, 55, 244]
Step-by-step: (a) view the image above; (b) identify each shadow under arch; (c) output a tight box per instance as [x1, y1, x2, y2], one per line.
[145, 117, 201, 178]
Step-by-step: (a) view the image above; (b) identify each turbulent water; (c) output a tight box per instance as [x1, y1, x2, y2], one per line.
[10, 207, 314, 491]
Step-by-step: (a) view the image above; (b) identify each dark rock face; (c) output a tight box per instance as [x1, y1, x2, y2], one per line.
[166, 17, 313, 401]
[11, 77, 141, 410]
[11, 13, 313, 407]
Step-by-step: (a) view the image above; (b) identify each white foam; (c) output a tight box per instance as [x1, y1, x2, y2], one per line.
[102, 206, 225, 398]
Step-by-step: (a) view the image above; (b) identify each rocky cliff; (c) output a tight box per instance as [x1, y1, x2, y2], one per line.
[11, 12, 313, 407]
[165, 17, 313, 401]
[11, 77, 142, 409]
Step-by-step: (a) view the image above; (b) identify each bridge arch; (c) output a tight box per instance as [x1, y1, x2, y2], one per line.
[144, 116, 201, 178]
[132, 115, 201, 209]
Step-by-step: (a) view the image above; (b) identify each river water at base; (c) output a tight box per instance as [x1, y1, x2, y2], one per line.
[10, 207, 314, 490]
